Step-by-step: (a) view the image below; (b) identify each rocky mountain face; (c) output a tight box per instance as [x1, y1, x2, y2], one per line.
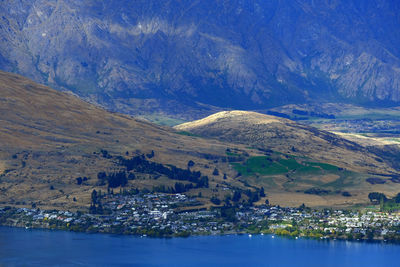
[1, 0, 400, 119]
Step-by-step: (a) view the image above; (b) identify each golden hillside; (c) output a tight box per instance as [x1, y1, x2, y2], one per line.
[0, 71, 253, 209]
[2, 73, 400, 209]
[174, 111, 400, 206]
[175, 110, 396, 175]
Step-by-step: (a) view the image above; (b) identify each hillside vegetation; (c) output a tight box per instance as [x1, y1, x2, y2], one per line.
[0, 71, 257, 209]
[175, 111, 400, 206]
[175, 111, 396, 174]
[1, 72, 400, 208]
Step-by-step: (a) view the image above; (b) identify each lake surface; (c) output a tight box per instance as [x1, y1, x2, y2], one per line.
[1, 226, 400, 266]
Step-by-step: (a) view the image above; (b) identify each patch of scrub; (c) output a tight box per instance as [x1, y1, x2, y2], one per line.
[140, 114, 186, 126]
[0, 161, 6, 174]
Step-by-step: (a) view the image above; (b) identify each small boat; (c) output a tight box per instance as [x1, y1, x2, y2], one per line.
[248, 234, 252, 237]
[272, 235, 275, 238]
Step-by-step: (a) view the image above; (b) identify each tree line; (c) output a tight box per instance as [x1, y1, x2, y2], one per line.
[96, 154, 209, 190]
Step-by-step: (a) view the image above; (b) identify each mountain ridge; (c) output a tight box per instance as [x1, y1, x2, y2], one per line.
[175, 110, 398, 175]
[2, 0, 400, 119]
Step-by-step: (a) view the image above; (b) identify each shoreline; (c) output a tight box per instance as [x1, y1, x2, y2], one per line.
[2, 192, 400, 244]
[1, 216, 398, 245]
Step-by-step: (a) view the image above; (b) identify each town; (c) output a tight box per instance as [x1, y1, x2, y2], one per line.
[1, 192, 400, 242]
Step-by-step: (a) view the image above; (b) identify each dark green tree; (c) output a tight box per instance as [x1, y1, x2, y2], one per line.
[260, 187, 266, 197]
[232, 191, 241, 202]
[368, 192, 387, 203]
[187, 160, 195, 168]
[210, 196, 221, 205]
[212, 168, 219, 176]
[395, 193, 400, 203]
[91, 189, 97, 205]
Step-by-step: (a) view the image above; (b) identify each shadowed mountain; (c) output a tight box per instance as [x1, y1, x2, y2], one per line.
[2, 0, 400, 120]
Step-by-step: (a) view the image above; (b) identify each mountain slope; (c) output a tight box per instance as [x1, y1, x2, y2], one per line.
[1, 0, 400, 119]
[1, 72, 400, 208]
[175, 111, 398, 175]
[0, 71, 253, 209]
[175, 111, 400, 206]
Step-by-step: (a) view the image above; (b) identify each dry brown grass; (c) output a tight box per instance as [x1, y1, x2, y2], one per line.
[0, 72, 235, 208]
[175, 110, 397, 175]
[174, 110, 400, 207]
[334, 132, 400, 146]
[267, 192, 363, 208]
[2, 71, 400, 209]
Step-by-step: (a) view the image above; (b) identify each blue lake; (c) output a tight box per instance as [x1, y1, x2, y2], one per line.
[1, 226, 400, 266]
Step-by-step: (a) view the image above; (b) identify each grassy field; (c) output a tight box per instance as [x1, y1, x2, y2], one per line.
[230, 154, 360, 194]
[232, 155, 341, 177]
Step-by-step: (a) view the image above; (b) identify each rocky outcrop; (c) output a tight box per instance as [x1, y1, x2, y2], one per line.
[1, 0, 400, 118]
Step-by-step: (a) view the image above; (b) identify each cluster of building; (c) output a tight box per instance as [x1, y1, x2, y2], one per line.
[1, 193, 400, 241]
[309, 118, 400, 134]
[236, 206, 400, 240]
